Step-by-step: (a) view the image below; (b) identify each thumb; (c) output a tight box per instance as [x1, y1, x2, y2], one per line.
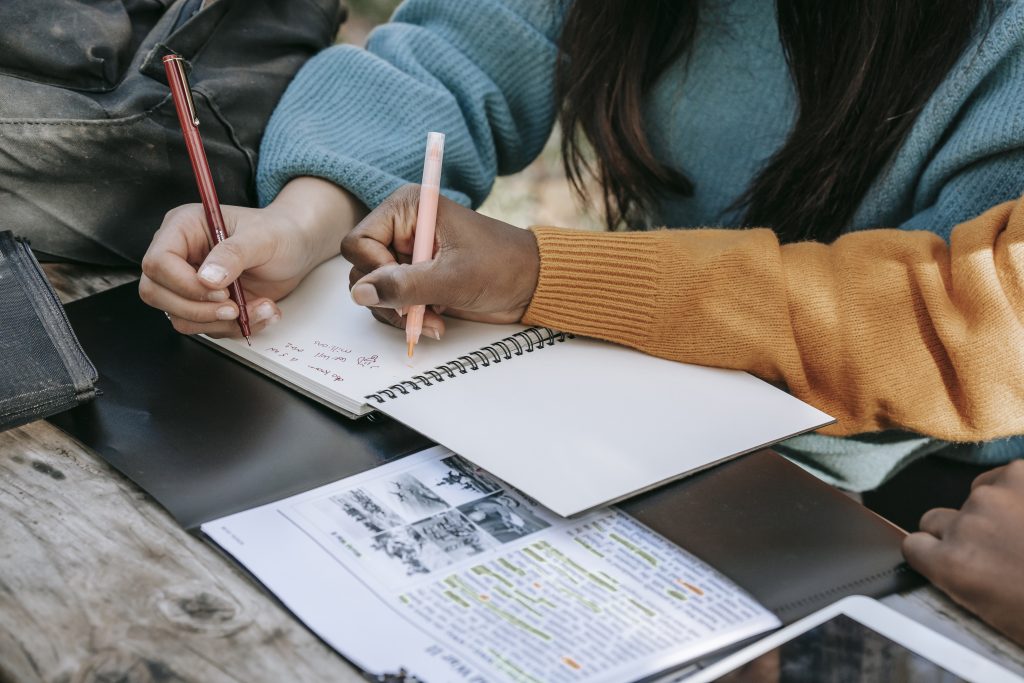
[351, 262, 449, 309]
[196, 232, 272, 289]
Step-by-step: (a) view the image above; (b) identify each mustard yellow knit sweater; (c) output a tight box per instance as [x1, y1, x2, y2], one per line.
[524, 199, 1024, 440]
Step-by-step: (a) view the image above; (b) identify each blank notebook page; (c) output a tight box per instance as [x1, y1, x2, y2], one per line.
[377, 336, 833, 517]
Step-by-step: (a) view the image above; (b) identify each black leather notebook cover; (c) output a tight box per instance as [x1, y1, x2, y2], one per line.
[50, 282, 921, 622]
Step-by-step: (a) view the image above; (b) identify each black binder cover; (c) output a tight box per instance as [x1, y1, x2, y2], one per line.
[50, 282, 432, 529]
[50, 282, 921, 625]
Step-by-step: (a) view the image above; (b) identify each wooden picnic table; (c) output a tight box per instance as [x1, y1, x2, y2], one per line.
[1, 266, 1022, 682]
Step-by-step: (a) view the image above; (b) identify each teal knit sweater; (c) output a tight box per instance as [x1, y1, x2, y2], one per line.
[257, 0, 1024, 490]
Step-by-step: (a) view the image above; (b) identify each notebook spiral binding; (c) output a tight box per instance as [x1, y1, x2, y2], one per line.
[364, 327, 572, 405]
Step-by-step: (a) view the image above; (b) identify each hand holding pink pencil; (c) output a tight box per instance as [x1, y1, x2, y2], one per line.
[406, 132, 445, 357]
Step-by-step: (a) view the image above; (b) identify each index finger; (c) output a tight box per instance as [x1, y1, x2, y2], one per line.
[143, 217, 221, 302]
[971, 464, 1008, 490]
[152, 204, 217, 266]
[918, 507, 957, 539]
[341, 185, 421, 274]
[902, 531, 944, 578]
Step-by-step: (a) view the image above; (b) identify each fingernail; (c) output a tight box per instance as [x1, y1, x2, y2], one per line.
[199, 263, 228, 285]
[425, 327, 442, 341]
[206, 289, 229, 303]
[254, 302, 276, 322]
[352, 283, 379, 306]
[265, 314, 281, 328]
[216, 305, 238, 321]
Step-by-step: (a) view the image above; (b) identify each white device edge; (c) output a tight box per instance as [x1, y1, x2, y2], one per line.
[683, 595, 1022, 683]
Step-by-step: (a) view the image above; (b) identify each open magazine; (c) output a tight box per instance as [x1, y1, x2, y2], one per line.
[203, 446, 780, 682]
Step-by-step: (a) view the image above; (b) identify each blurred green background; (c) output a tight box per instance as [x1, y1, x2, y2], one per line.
[341, 0, 601, 230]
[347, 0, 399, 23]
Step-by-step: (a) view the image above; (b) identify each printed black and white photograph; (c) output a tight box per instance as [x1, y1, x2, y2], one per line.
[405, 454, 506, 507]
[367, 509, 495, 579]
[457, 492, 551, 544]
[329, 488, 405, 534]
[293, 487, 405, 541]
[437, 455, 502, 496]
[368, 525, 437, 577]
[410, 509, 493, 563]
[370, 473, 449, 521]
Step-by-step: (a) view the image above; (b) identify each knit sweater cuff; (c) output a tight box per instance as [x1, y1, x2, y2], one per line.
[523, 227, 660, 347]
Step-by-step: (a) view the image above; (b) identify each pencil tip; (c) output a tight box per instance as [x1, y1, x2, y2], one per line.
[407, 341, 415, 358]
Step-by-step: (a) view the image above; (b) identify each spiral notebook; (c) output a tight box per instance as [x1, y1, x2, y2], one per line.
[205, 256, 833, 516]
[204, 256, 557, 419]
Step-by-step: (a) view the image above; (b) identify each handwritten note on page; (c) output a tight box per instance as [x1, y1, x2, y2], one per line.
[205, 257, 530, 411]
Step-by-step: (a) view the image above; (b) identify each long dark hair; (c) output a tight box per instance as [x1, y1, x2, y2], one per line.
[556, 0, 987, 242]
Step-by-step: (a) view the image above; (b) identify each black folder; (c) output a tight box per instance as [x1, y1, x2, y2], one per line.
[50, 282, 921, 627]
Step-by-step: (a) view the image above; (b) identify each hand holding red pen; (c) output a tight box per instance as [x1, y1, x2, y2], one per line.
[140, 175, 367, 338]
[162, 53, 253, 342]
[142, 202, 300, 335]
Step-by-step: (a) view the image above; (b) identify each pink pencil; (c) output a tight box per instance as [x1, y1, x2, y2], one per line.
[406, 132, 445, 357]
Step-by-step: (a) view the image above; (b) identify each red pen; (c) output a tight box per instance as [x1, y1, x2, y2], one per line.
[163, 54, 252, 344]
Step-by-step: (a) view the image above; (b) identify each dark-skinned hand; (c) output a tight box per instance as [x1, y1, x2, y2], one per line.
[341, 185, 541, 338]
[903, 460, 1024, 647]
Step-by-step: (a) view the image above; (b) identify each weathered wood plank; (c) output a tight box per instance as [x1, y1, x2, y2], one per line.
[0, 421, 365, 683]
[882, 588, 1024, 677]
[42, 263, 139, 305]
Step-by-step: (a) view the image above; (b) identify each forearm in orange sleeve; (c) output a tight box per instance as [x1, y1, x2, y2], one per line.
[522, 199, 1024, 439]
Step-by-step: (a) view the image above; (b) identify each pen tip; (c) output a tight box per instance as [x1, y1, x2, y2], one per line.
[407, 341, 415, 358]
[245, 335, 252, 347]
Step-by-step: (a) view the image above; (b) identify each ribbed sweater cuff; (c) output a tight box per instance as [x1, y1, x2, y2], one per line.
[523, 227, 660, 347]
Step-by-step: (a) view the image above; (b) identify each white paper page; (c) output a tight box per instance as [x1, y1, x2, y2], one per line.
[208, 257, 529, 401]
[203, 447, 779, 683]
[378, 337, 833, 517]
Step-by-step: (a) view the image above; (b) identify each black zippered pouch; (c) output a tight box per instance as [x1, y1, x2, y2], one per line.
[0, 231, 97, 431]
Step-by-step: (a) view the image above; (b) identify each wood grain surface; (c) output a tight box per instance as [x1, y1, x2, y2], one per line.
[0, 267, 364, 683]
[0, 420, 367, 683]
[0, 266, 1020, 682]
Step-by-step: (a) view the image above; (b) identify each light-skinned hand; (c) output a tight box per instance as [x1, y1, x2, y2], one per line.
[139, 177, 366, 337]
